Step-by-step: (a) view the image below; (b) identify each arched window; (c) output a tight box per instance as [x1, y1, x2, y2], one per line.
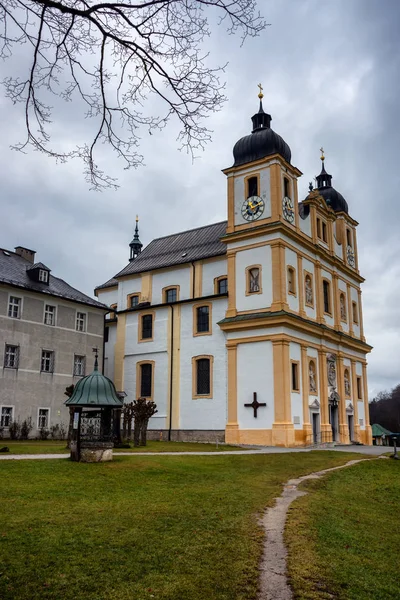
[346, 228, 352, 248]
[192, 355, 214, 398]
[136, 361, 155, 399]
[323, 280, 331, 314]
[287, 267, 296, 295]
[284, 177, 291, 198]
[340, 293, 347, 322]
[247, 176, 258, 198]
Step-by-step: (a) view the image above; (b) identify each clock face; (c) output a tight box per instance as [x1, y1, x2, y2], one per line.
[347, 245, 355, 267]
[241, 196, 265, 221]
[282, 196, 295, 223]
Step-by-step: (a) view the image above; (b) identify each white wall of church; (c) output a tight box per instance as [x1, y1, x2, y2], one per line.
[233, 168, 271, 226]
[290, 342, 303, 428]
[104, 324, 117, 380]
[237, 341, 274, 429]
[351, 287, 361, 338]
[298, 212, 312, 237]
[124, 352, 169, 429]
[285, 248, 299, 312]
[321, 268, 334, 327]
[202, 258, 227, 296]
[152, 267, 191, 305]
[235, 245, 272, 311]
[97, 287, 118, 308]
[179, 298, 227, 429]
[118, 276, 141, 309]
[125, 307, 169, 356]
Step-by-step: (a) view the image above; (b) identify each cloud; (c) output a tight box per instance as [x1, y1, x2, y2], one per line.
[1, 0, 399, 397]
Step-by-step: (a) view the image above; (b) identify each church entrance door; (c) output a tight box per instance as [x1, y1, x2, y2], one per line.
[348, 414, 354, 442]
[329, 404, 338, 442]
[312, 412, 319, 444]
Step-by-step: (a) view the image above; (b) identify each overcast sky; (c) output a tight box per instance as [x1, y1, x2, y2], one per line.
[0, 0, 399, 398]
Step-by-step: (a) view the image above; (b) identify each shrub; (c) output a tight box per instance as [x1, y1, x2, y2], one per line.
[50, 424, 60, 439]
[39, 427, 50, 440]
[0, 427, 3, 440]
[20, 418, 33, 440]
[9, 420, 21, 440]
[58, 422, 67, 440]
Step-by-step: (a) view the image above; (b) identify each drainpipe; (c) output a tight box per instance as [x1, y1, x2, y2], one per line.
[168, 304, 174, 441]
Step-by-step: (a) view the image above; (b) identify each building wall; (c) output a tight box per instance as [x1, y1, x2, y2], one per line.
[235, 245, 272, 311]
[0, 286, 105, 437]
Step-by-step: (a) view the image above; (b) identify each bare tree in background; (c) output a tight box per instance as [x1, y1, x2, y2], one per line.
[0, 0, 265, 188]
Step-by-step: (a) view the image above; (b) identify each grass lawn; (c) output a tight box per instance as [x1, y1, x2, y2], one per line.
[286, 458, 400, 600]
[1, 440, 243, 454]
[0, 452, 363, 600]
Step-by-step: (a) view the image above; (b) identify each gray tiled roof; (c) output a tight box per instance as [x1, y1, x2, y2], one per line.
[113, 220, 228, 280]
[0, 248, 108, 309]
[29, 262, 51, 271]
[96, 277, 119, 290]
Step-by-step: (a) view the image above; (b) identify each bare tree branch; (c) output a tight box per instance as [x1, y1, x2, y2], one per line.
[0, 0, 266, 189]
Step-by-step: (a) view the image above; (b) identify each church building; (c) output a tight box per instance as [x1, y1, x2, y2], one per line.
[95, 91, 372, 447]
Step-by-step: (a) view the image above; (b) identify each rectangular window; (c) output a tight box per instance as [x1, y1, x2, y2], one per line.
[196, 306, 209, 333]
[73, 355, 86, 377]
[130, 295, 139, 308]
[165, 288, 177, 303]
[44, 305, 56, 326]
[316, 218, 321, 239]
[38, 408, 49, 429]
[346, 228, 352, 247]
[76, 312, 86, 332]
[8, 296, 21, 318]
[39, 270, 48, 283]
[218, 278, 228, 294]
[196, 358, 211, 395]
[141, 314, 153, 339]
[4, 345, 19, 369]
[0, 407, 13, 427]
[284, 177, 291, 198]
[357, 376, 362, 400]
[291, 362, 300, 392]
[140, 363, 152, 397]
[322, 222, 327, 243]
[41, 350, 54, 373]
[323, 280, 331, 314]
[352, 301, 359, 324]
[248, 267, 261, 293]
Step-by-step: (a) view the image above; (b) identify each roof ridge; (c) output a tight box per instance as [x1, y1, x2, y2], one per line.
[148, 219, 227, 243]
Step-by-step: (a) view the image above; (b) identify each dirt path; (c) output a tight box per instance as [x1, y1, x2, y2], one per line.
[257, 457, 387, 600]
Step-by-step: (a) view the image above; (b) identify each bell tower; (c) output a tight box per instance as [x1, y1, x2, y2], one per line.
[223, 86, 302, 237]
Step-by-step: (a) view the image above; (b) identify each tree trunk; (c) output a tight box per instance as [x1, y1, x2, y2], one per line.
[133, 418, 141, 447]
[140, 418, 149, 446]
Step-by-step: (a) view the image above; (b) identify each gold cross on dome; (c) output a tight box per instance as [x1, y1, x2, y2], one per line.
[320, 147, 325, 161]
[258, 83, 264, 99]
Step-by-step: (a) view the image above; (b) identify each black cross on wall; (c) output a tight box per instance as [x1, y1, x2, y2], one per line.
[244, 392, 266, 418]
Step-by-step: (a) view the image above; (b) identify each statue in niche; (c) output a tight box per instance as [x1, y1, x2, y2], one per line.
[327, 354, 337, 387]
[340, 294, 347, 321]
[344, 370, 351, 396]
[305, 274, 313, 305]
[309, 361, 317, 393]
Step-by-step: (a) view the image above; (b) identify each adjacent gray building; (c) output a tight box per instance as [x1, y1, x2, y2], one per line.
[0, 246, 108, 437]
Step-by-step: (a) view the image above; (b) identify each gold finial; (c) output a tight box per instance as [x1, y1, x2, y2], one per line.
[320, 147, 325, 161]
[136, 214, 139, 222]
[258, 83, 264, 100]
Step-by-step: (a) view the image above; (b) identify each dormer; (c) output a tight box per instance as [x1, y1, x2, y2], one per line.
[27, 262, 51, 285]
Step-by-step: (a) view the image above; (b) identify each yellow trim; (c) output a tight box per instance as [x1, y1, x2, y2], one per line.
[192, 302, 212, 336]
[332, 274, 340, 329]
[113, 313, 126, 392]
[127, 292, 141, 308]
[136, 360, 155, 400]
[272, 340, 294, 446]
[318, 350, 332, 443]
[245, 264, 262, 296]
[222, 152, 302, 178]
[194, 261, 203, 298]
[141, 272, 152, 303]
[304, 270, 314, 308]
[109, 303, 117, 319]
[358, 289, 365, 341]
[347, 283, 354, 336]
[297, 255, 305, 316]
[362, 363, 372, 443]
[308, 357, 318, 396]
[227, 175, 235, 231]
[271, 242, 283, 311]
[301, 346, 311, 433]
[162, 285, 180, 303]
[192, 355, 214, 399]
[337, 355, 350, 443]
[352, 301, 359, 324]
[290, 359, 300, 392]
[226, 344, 238, 427]
[138, 310, 155, 343]
[287, 265, 297, 297]
[351, 360, 360, 442]
[226, 253, 236, 317]
[214, 275, 228, 295]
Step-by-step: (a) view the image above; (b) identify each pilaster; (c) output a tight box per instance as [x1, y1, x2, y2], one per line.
[297, 255, 306, 318]
[301, 344, 312, 443]
[318, 349, 332, 443]
[362, 362, 372, 444]
[226, 252, 237, 318]
[225, 345, 239, 444]
[272, 340, 295, 446]
[113, 313, 126, 392]
[337, 355, 350, 443]
[351, 360, 360, 442]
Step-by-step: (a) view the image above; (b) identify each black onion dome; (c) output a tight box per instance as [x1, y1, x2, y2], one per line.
[316, 160, 348, 214]
[233, 101, 291, 167]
